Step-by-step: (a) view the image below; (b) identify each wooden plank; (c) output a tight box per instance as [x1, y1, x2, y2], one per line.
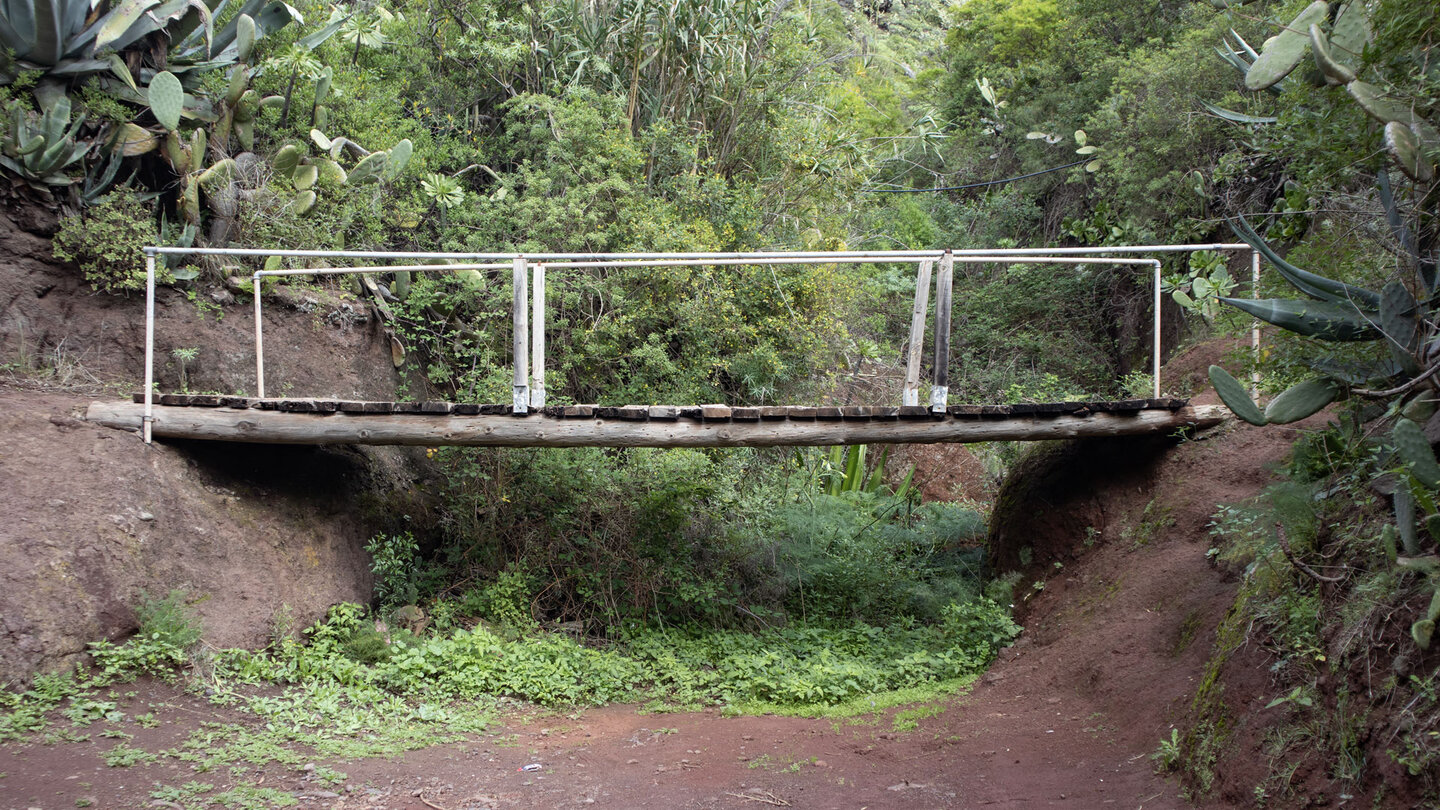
[649, 406, 681, 421]
[188, 395, 222, 407]
[903, 259, 934, 407]
[787, 406, 817, 420]
[931, 251, 953, 410]
[815, 407, 843, 420]
[132, 392, 146, 404]
[616, 406, 649, 421]
[840, 406, 873, 420]
[596, 406, 623, 419]
[898, 405, 933, 419]
[679, 407, 703, 419]
[732, 407, 761, 422]
[561, 405, 596, 419]
[394, 402, 426, 414]
[758, 407, 789, 420]
[255, 399, 281, 411]
[700, 405, 732, 421]
[220, 396, 256, 409]
[420, 401, 453, 414]
[948, 404, 985, 417]
[452, 403, 481, 415]
[479, 404, 513, 415]
[88, 401, 1229, 447]
[159, 394, 192, 406]
[314, 400, 339, 413]
[279, 399, 318, 413]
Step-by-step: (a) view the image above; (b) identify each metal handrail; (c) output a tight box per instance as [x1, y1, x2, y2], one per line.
[138, 245, 1262, 444]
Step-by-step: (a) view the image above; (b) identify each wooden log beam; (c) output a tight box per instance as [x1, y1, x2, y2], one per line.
[85, 401, 1228, 448]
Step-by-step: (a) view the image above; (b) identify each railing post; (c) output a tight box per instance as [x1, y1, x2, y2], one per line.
[254, 272, 266, 399]
[930, 250, 953, 412]
[512, 256, 529, 413]
[143, 250, 156, 444]
[1152, 259, 1162, 399]
[902, 259, 934, 407]
[1251, 248, 1261, 398]
[531, 262, 546, 408]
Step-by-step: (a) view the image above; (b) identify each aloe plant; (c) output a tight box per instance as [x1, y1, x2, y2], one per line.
[0, 95, 88, 188]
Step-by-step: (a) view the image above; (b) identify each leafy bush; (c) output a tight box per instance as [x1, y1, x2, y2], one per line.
[88, 590, 202, 681]
[364, 532, 420, 607]
[51, 195, 158, 294]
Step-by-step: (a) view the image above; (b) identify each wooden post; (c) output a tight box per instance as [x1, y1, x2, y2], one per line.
[512, 257, 529, 413]
[531, 262, 546, 408]
[930, 250, 953, 412]
[903, 260, 934, 407]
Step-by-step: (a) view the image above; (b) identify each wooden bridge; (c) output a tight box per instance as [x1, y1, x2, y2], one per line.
[86, 395, 1224, 447]
[86, 246, 1248, 448]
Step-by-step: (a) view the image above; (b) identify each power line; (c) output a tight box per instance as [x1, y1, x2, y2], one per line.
[862, 159, 1089, 194]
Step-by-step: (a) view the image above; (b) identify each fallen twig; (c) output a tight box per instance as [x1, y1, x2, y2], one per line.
[419, 795, 450, 810]
[725, 790, 791, 806]
[1275, 522, 1345, 583]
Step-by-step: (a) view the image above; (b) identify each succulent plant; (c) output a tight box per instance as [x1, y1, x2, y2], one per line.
[270, 133, 412, 215]
[1207, 2, 1440, 644]
[0, 95, 88, 188]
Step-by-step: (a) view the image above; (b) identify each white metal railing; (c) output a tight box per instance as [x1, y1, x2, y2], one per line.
[136, 245, 1262, 444]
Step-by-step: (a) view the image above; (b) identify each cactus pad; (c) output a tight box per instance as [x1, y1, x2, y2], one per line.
[1394, 417, 1440, 488]
[1308, 23, 1355, 84]
[1245, 1, 1328, 91]
[1263, 378, 1338, 424]
[1385, 122, 1435, 184]
[294, 190, 317, 215]
[1209, 365, 1267, 425]
[148, 71, 184, 132]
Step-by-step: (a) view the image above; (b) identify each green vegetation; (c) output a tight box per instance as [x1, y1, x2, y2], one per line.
[5, 0, 1440, 802]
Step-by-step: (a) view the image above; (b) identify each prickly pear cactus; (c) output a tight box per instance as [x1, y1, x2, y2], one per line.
[1394, 418, 1440, 489]
[1263, 378, 1338, 424]
[1209, 365, 1267, 425]
[148, 71, 184, 132]
[1245, 1, 1329, 91]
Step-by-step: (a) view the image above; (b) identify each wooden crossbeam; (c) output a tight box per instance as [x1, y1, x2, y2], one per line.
[93, 400, 1224, 448]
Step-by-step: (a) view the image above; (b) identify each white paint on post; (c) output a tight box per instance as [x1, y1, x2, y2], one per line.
[512, 257, 529, 413]
[532, 263, 546, 408]
[143, 252, 156, 444]
[902, 260, 934, 406]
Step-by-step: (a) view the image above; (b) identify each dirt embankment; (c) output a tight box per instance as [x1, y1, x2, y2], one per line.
[0, 205, 422, 686]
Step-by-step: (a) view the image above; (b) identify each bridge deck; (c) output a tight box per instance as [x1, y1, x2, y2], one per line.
[86, 396, 1226, 447]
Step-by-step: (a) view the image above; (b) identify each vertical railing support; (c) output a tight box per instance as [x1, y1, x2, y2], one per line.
[902, 259, 934, 407]
[531, 262, 546, 408]
[512, 256, 530, 413]
[1152, 259, 1162, 399]
[1251, 248, 1261, 398]
[254, 273, 266, 399]
[930, 250, 954, 412]
[143, 250, 156, 444]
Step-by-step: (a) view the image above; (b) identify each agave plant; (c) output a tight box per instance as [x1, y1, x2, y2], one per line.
[0, 0, 299, 88]
[1206, 0, 1440, 648]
